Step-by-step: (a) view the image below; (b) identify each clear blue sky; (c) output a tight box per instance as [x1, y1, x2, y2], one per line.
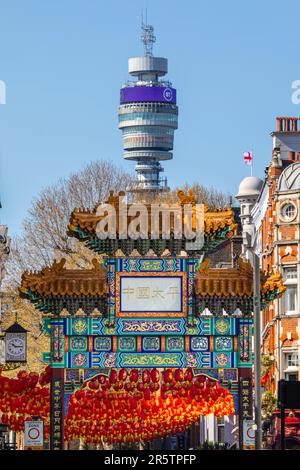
[0, 0, 300, 235]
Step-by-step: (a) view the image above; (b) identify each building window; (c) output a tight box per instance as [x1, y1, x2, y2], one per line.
[284, 286, 298, 313]
[281, 202, 297, 222]
[284, 267, 297, 281]
[283, 267, 298, 315]
[217, 416, 225, 443]
[287, 352, 299, 367]
[285, 372, 298, 381]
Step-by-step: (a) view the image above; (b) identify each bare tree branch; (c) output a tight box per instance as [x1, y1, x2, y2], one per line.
[4, 160, 132, 287]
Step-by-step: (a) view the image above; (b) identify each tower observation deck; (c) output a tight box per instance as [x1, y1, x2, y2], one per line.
[118, 23, 178, 192]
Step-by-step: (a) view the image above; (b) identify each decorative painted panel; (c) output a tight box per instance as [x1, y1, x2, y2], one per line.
[43, 317, 252, 373]
[118, 336, 136, 352]
[52, 324, 65, 361]
[69, 337, 88, 352]
[70, 318, 89, 336]
[166, 336, 184, 352]
[185, 352, 211, 368]
[116, 319, 186, 335]
[223, 368, 238, 381]
[47, 351, 239, 369]
[212, 352, 237, 368]
[106, 258, 116, 322]
[142, 336, 160, 352]
[65, 369, 80, 382]
[116, 258, 186, 273]
[83, 369, 109, 381]
[91, 352, 117, 368]
[214, 336, 233, 352]
[190, 336, 209, 352]
[118, 353, 185, 368]
[44, 316, 249, 338]
[238, 318, 253, 367]
[214, 318, 235, 335]
[71, 352, 89, 368]
[93, 337, 112, 352]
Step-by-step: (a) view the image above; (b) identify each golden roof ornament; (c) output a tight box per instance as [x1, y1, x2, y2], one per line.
[177, 189, 197, 206]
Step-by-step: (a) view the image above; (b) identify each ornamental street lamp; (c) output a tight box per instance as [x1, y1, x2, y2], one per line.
[244, 232, 262, 450]
[252, 251, 262, 450]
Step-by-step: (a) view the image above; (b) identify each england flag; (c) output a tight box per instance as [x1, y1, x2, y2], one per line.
[243, 151, 253, 166]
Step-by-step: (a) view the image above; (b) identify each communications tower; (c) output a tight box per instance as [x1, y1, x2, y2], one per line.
[118, 23, 178, 192]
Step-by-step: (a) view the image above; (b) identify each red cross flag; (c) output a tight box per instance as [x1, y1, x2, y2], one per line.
[243, 151, 253, 166]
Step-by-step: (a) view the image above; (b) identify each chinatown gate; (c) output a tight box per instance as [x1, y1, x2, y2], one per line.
[20, 191, 283, 449]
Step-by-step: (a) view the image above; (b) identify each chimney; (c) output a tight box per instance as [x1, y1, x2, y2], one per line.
[276, 117, 299, 132]
[289, 151, 295, 161]
[272, 117, 300, 161]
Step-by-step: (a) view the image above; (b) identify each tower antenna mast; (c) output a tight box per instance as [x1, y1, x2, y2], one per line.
[141, 12, 156, 57]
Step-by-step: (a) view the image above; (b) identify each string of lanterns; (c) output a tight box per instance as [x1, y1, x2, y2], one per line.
[66, 368, 234, 444]
[0, 366, 234, 444]
[0, 365, 51, 436]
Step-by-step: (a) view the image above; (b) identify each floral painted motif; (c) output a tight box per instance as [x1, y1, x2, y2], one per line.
[215, 352, 230, 367]
[72, 319, 88, 335]
[186, 353, 198, 368]
[72, 353, 88, 367]
[103, 353, 117, 368]
[215, 319, 230, 335]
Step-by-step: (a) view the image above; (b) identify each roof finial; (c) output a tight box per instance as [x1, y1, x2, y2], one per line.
[141, 10, 156, 57]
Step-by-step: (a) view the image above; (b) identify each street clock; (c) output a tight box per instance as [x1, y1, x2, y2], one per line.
[4, 322, 28, 363]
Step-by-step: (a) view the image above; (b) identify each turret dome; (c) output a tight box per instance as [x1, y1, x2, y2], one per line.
[236, 176, 263, 199]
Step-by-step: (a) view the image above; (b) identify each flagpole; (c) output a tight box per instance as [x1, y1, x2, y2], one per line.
[243, 151, 254, 174]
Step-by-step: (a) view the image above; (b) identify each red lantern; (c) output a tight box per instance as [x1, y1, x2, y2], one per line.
[184, 368, 193, 382]
[119, 369, 127, 382]
[142, 370, 150, 384]
[150, 369, 160, 383]
[174, 369, 184, 382]
[130, 369, 139, 383]
[164, 369, 173, 384]
[137, 382, 145, 392]
[109, 370, 117, 384]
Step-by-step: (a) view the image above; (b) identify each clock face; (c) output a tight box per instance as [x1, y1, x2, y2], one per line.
[6, 334, 26, 361]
